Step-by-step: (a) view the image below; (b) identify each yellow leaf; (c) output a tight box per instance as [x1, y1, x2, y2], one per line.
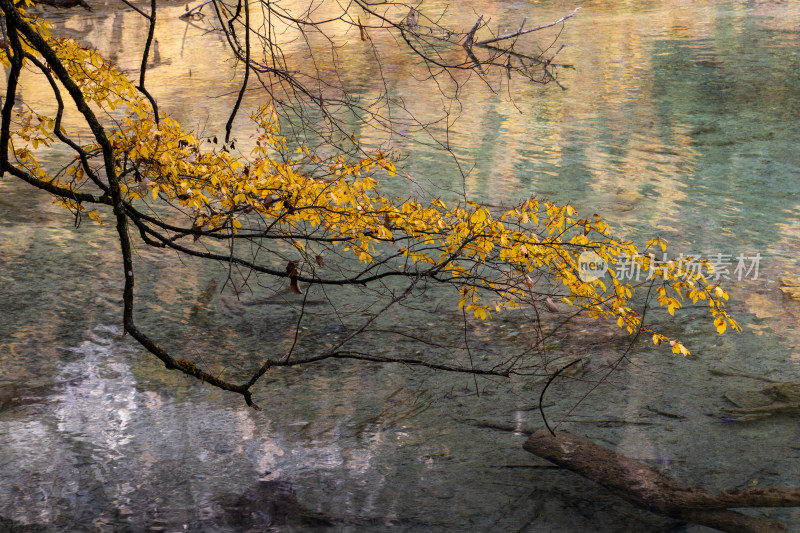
[471, 208, 487, 225]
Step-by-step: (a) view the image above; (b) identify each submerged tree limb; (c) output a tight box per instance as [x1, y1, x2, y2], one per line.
[473, 8, 581, 47]
[35, 0, 91, 10]
[524, 429, 791, 533]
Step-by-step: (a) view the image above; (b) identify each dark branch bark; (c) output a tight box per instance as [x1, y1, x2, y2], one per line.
[0, 10, 23, 175]
[224, 0, 249, 143]
[137, 0, 159, 122]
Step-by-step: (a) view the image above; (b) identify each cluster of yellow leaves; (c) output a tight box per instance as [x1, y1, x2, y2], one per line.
[0, 1, 52, 67]
[7, 13, 740, 356]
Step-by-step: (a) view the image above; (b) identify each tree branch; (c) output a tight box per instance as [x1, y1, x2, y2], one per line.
[474, 7, 581, 47]
[524, 429, 791, 533]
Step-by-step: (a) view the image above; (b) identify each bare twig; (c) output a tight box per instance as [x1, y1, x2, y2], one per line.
[475, 8, 580, 46]
[462, 15, 483, 49]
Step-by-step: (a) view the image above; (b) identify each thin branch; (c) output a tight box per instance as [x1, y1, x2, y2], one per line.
[179, 0, 212, 19]
[462, 15, 483, 49]
[539, 358, 581, 436]
[118, 0, 152, 19]
[474, 7, 581, 46]
[137, 0, 160, 122]
[224, 0, 250, 143]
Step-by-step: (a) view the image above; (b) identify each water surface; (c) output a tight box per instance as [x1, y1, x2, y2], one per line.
[1, 0, 800, 531]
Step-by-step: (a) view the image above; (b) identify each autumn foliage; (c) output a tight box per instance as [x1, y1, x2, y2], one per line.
[0, 1, 739, 404]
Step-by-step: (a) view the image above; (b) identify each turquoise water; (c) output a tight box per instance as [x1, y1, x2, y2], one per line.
[1, 1, 800, 531]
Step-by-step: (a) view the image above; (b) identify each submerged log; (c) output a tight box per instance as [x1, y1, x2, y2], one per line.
[35, 0, 92, 10]
[524, 429, 792, 533]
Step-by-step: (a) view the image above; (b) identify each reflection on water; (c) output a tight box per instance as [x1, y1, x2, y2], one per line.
[2, 0, 800, 530]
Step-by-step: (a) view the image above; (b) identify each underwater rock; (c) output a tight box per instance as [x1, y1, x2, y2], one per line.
[187, 479, 335, 531]
[721, 382, 800, 421]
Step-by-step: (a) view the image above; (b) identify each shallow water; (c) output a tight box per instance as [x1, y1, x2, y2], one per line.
[2, 0, 800, 531]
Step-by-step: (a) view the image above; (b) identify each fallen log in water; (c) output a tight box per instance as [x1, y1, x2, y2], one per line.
[36, 0, 92, 10]
[523, 429, 793, 533]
